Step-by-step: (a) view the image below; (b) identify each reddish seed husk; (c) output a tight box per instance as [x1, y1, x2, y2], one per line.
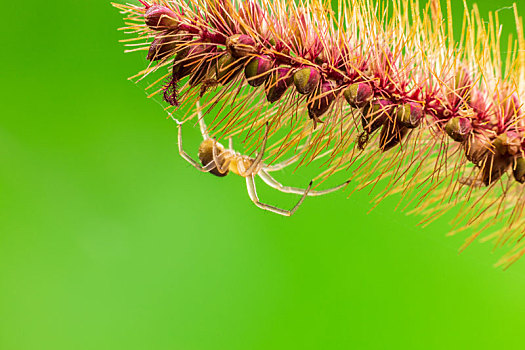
[396, 103, 423, 128]
[307, 81, 337, 124]
[514, 157, 525, 183]
[493, 131, 522, 156]
[174, 43, 212, 79]
[147, 33, 178, 61]
[145, 5, 178, 30]
[379, 120, 408, 152]
[464, 134, 490, 166]
[343, 83, 374, 108]
[226, 34, 257, 58]
[362, 100, 394, 134]
[216, 52, 243, 84]
[478, 132, 522, 185]
[445, 117, 472, 142]
[293, 67, 321, 95]
[265, 68, 293, 103]
[244, 55, 273, 87]
[480, 153, 512, 186]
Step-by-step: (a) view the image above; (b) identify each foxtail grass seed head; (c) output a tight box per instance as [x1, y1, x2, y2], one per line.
[115, 0, 525, 267]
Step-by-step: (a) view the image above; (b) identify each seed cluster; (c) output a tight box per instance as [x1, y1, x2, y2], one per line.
[115, 0, 525, 266]
[142, 1, 525, 188]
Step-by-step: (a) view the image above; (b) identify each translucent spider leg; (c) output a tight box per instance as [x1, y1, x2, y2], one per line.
[265, 147, 334, 172]
[176, 122, 218, 173]
[258, 170, 351, 196]
[264, 135, 333, 173]
[243, 122, 270, 176]
[264, 135, 313, 172]
[212, 142, 231, 174]
[245, 176, 313, 216]
[196, 99, 209, 140]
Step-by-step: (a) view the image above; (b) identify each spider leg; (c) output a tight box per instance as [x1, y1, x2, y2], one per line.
[228, 137, 233, 150]
[196, 99, 209, 140]
[264, 136, 310, 172]
[264, 134, 325, 172]
[177, 122, 218, 173]
[265, 145, 334, 172]
[244, 122, 269, 176]
[259, 170, 350, 196]
[264, 153, 302, 172]
[245, 175, 312, 216]
[212, 141, 231, 174]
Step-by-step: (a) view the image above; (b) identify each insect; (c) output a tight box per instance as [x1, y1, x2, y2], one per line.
[174, 104, 350, 216]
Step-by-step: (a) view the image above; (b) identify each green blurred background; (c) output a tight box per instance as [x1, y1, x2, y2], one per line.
[2, 0, 525, 349]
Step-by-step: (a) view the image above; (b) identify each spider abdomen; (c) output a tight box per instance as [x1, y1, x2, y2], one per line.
[198, 139, 229, 177]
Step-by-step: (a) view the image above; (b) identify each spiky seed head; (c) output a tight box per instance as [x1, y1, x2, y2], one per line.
[307, 80, 337, 123]
[293, 67, 321, 95]
[445, 117, 472, 142]
[226, 34, 256, 58]
[343, 83, 373, 108]
[265, 68, 293, 103]
[396, 103, 423, 129]
[147, 33, 178, 61]
[145, 5, 178, 30]
[115, 0, 525, 266]
[493, 131, 522, 156]
[244, 55, 273, 87]
[514, 157, 525, 183]
[198, 139, 228, 177]
[361, 99, 393, 134]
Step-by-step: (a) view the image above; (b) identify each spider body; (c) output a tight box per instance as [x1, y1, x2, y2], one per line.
[175, 102, 349, 216]
[198, 139, 228, 177]
[198, 139, 262, 178]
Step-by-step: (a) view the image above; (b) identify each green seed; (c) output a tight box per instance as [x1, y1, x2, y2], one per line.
[293, 67, 320, 95]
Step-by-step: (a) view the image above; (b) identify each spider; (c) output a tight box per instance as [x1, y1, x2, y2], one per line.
[173, 104, 350, 216]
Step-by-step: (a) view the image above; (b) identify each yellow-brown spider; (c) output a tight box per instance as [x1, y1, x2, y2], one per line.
[174, 107, 349, 216]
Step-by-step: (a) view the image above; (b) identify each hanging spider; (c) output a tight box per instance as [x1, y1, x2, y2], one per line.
[174, 105, 350, 216]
